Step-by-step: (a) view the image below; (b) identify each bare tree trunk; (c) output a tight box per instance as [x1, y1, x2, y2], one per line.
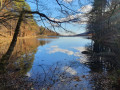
[1, 11, 24, 62]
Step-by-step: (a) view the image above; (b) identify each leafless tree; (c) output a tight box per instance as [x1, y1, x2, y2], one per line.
[0, 0, 89, 61]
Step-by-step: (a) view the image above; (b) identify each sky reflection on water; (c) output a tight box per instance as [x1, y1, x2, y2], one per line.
[26, 37, 92, 89]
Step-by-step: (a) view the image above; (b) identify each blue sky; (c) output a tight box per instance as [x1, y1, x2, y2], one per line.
[27, 0, 93, 35]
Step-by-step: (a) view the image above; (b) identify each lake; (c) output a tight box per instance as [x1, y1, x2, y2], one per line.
[0, 36, 120, 90]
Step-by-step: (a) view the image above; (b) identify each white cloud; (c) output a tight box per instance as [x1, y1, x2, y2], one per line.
[72, 47, 88, 63]
[26, 72, 31, 77]
[50, 13, 88, 24]
[47, 46, 88, 63]
[48, 46, 74, 55]
[63, 0, 73, 3]
[49, 4, 92, 24]
[78, 4, 92, 13]
[73, 47, 86, 52]
[74, 52, 82, 57]
[63, 66, 77, 75]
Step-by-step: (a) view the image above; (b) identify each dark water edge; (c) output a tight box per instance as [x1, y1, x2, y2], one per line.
[0, 37, 120, 90]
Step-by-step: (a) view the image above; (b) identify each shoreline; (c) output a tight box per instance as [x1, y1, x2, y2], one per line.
[0, 35, 59, 42]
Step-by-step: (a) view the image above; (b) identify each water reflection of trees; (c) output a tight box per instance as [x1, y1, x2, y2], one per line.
[0, 38, 51, 90]
[26, 61, 90, 90]
[0, 62, 88, 90]
[85, 41, 120, 89]
[0, 38, 50, 58]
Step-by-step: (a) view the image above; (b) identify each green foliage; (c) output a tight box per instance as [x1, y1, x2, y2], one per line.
[13, 0, 31, 11]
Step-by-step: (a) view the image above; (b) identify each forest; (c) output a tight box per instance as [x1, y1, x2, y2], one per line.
[87, 0, 120, 43]
[0, 0, 59, 38]
[0, 0, 120, 90]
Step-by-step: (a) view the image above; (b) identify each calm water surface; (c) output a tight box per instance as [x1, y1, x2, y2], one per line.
[28, 37, 92, 89]
[1, 36, 119, 90]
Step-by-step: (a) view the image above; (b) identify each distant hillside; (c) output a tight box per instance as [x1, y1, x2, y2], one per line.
[0, 15, 40, 37]
[0, 0, 40, 37]
[61, 31, 92, 37]
[0, 0, 59, 38]
[39, 26, 59, 36]
[75, 31, 92, 36]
